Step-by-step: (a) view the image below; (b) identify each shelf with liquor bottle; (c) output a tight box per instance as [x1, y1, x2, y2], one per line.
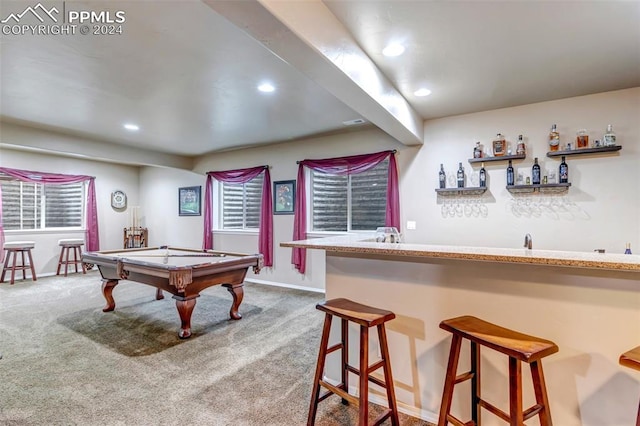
[546, 145, 622, 158]
[435, 161, 487, 196]
[547, 124, 622, 157]
[506, 156, 570, 194]
[469, 153, 526, 164]
[505, 183, 571, 194]
[124, 227, 148, 249]
[435, 187, 488, 196]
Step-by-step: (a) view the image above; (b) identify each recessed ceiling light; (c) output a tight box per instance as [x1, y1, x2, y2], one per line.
[414, 88, 432, 97]
[258, 83, 275, 93]
[123, 123, 140, 131]
[382, 43, 405, 57]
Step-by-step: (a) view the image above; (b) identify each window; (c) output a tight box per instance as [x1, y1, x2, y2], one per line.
[220, 173, 264, 229]
[1, 180, 84, 230]
[311, 158, 388, 232]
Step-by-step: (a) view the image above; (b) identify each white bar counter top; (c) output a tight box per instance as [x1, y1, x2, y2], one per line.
[281, 234, 640, 272]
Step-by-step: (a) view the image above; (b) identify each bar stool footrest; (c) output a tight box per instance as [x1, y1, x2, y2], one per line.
[319, 380, 358, 405]
[372, 409, 393, 426]
[446, 414, 474, 426]
[478, 398, 510, 423]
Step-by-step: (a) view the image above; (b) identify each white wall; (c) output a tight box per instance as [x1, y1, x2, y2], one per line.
[1, 148, 140, 276]
[400, 87, 640, 254]
[139, 166, 204, 247]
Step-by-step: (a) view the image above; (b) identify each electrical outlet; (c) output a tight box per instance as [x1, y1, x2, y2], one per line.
[407, 220, 416, 230]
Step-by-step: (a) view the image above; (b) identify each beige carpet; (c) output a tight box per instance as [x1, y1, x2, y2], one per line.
[0, 271, 434, 425]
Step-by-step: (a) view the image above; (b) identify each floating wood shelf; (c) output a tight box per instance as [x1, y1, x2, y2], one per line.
[469, 154, 526, 164]
[546, 145, 622, 158]
[506, 183, 571, 194]
[435, 187, 487, 196]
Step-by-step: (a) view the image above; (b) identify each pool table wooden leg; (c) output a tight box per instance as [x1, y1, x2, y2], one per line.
[101, 279, 119, 312]
[223, 283, 244, 320]
[175, 297, 197, 339]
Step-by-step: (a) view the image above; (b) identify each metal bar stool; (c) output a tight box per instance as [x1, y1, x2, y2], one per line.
[620, 346, 640, 426]
[56, 239, 86, 276]
[308, 298, 399, 426]
[438, 316, 558, 426]
[1, 241, 37, 285]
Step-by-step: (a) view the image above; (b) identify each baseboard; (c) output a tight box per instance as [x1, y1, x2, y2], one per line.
[244, 278, 325, 294]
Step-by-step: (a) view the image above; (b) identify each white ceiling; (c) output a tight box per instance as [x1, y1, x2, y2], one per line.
[1, 0, 639, 158]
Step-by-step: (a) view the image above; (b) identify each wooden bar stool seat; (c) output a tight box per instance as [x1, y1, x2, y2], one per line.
[438, 315, 558, 426]
[1, 241, 37, 285]
[56, 239, 86, 276]
[308, 298, 399, 426]
[620, 345, 640, 426]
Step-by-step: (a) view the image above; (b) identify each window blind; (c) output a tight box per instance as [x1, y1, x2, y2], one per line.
[221, 173, 264, 229]
[311, 158, 388, 232]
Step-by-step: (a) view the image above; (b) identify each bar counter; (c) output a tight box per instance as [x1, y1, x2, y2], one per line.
[282, 235, 640, 426]
[281, 234, 640, 272]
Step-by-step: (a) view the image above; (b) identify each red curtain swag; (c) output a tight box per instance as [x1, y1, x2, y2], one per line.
[203, 166, 273, 267]
[292, 150, 400, 274]
[0, 167, 100, 262]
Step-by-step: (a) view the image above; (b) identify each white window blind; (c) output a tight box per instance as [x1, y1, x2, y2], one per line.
[1, 180, 84, 230]
[221, 173, 264, 229]
[311, 158, 388, 232]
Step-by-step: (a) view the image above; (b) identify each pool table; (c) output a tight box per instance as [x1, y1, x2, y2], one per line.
[82, 246, 263, 338]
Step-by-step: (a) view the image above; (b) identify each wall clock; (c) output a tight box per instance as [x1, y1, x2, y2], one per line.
[111, 190, 127, 209]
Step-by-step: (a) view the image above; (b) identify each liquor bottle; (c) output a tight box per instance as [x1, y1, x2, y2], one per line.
[473, 141, 483, 158]
[532, 157, 541, 185]
[625, 243, 632, 254]
[603, 124, 616, 147]
[549, 124, 560, 152]
[506, 160, 514, 186]
[457, 162, 465, 188]
[439, 164, 446, 189]
[479, 162, 486, 187]
[516, 134, 526, 156]
[559, 156, 568, 183]
[492, 133, 506, 156]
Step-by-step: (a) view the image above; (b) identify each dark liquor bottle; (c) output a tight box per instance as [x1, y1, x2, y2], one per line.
[532, 157, 541, 185]
[439, 164, 446, 189]
[479, 162, 486, 187]
[457, 162, 465, 188]
[506, 160, 514, 186]
[559, 156, 568, 183]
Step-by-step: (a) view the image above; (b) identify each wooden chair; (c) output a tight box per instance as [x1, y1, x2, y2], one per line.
[308, 298, 399, 426]
[1, 241, 37, 285]
[438, 315, 558, 426]
[56, 239, 86, 276]
[620, 345, 640, 426]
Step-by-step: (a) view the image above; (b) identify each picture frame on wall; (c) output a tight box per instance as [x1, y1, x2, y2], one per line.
[178, 186, 201, 216]
[273, 180, 295, 215]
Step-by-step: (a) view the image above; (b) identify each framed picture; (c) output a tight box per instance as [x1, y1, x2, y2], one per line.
[274, 180, 295, 215]
[178, 186, 201, 216]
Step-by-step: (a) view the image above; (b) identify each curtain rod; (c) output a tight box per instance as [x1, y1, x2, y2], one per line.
[296, 149, 397, 164]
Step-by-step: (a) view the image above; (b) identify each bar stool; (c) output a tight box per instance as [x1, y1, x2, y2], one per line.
[620, 345, 640, 426]
[56, 239, 86, 276]
[438, 315, 558, 426]
[1, 241, 37, 285]
[308, 298, 399, 426]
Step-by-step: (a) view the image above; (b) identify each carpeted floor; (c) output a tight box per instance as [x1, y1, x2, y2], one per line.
[0, 272, 434, 425]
